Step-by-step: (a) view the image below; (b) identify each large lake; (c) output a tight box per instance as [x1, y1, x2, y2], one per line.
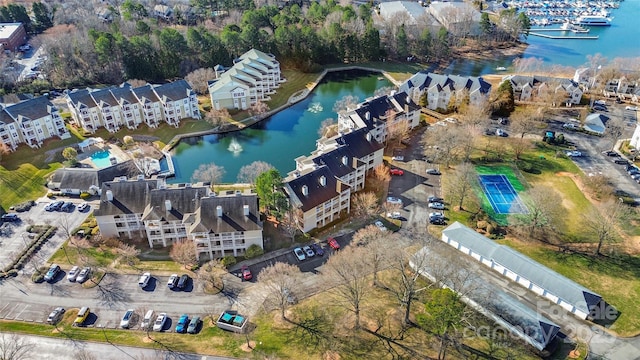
[167, 71, 392, 184]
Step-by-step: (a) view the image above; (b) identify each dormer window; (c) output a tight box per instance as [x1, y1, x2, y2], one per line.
[319, 176, 326, 186]
[342, 156, 348, 166]
[302, 185, 308, 196]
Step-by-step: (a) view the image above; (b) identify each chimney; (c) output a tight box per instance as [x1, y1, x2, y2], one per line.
[243, 204, 250, 216]
[137, 174, 144, 181]
[302, 185, 308, 196]
[216, 205, 223, 218]
[106, 190, 113, 201]
[342, 156, 348, 166]
[165, 199, 172, 211]
[319, 175, 326, 187]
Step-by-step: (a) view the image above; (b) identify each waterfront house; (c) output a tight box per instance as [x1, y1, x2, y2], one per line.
[0, 96, 70, 151]
[66, 80, 199, 134]
[208, 48, 283, 111]
[94, 178, 263, 260]
[503, 75, 583, 105]
[603, 76, 639, 100]
[399, 72, 492, 112]
[337, 92, 421, 143]
[284, 128, 384, 232]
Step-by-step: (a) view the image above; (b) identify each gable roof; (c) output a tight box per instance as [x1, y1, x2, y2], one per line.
[67, 89, 98, 108]
[4, 96, 56, 121]
[153, 80, 193, 102]
[311, 146, 358, 179]
[285, 166, 349, 212]
[90, 87, 119, 107]
[334, 128, 385, 159]
[399, 71, 491, 95]
[442, 222, 602, 315]
[109, 84, 138, 105]
[141, 186, 206, 222]
[190, 195, 261, 233]
[94, 179, 160, 216]
[584, 113, 608, 134]
[132, 84, 160, 103]
[49, 161, 141, 191]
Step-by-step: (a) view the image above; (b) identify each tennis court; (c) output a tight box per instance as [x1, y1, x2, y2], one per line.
[478, 174, 528, 214]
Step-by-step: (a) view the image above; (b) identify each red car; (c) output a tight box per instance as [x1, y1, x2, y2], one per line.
[241, 266, 252, 281]
[327, 237, 340, 250]
[390, 168, 404, 176]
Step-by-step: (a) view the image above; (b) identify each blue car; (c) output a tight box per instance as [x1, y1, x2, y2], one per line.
[311, 243, 324, 256]
[175, 314, 189, 333]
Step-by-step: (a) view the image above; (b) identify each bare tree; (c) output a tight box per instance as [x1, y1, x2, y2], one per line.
[583, 200, 625, 255]
[323, 246, 372, 329]
[126, 79, 148, 88]
[510, 187, 558, 237]
[0, 333, 34, 360]
[374, 163, 391, 183]
[0, 142, 10, 162]
[185, 68, 216, 94]
[444, 162, 478, 211]
[510, 106, 543, 139]
[204, 107, 230, 128]
[169, 240, 197, 269]
[191, 162, 225, 188]
[387, 118, 410, 145]
[317, 118, 338, 138]
[248, 101, 270, 118]
[117, 243, 140, 269]
[279, 208, 301, 242]
[258, 262, 301, 319]
[237, 161, 274, 184]
[357, 227, 394, 286]
[351, 192, 380, 219]
[198, 260, 225, 293]
[422, 125, 464, 168]
[605, 118, 625, 151]
[333, 95, 359, 114]
[374, 86, 394, 98]
[73, 349, 97, 360]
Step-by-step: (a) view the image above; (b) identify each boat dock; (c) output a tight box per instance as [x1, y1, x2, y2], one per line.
[528, 32, 599, 40]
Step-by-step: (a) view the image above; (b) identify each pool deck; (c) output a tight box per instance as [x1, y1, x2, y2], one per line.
[77, 144, 131, 169]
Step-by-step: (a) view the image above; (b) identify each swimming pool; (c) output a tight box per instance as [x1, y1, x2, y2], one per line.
[90, 150, 115, 168]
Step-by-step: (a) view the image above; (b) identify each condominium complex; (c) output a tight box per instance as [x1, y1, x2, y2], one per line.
[93, 178, 263, 260]
[0, 96, 70, 151]
[65, 80, 200, 134]
[208, 48, 284, 110]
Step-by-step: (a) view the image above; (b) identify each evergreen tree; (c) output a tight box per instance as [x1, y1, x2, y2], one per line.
[32, 2, 53, 34]
[397, 24, 408, 58]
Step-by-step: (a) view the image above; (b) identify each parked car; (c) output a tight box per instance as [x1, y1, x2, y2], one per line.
[302, 245, 315, 258]
[498, 117, 508, 125]
[120, 309, 135, 329]
[429, 212, 444, 220]
[293, 247, 306, 261]
[602, 150, 619, 157]
[327, 238, 340, 250]
[60, 202, 74, 212]
[374, 221, 387, 232]
[390, 168, 404, 176]
[566, 150, 582, 157]
[141, 310, 154, 331]
[386, 196, 403, 205]
[563, 123, 577, 129]
[625, 106, 638, 111]
[153, 313, 167, 332]
[426, 169, 441, 175]
[428, 196, 444, 203]
[391, 155, 404, 162]
[628, 168, 640, 175]
[187, 316, 201, 334]
[76, 267, 91, 283]
[45, 201, 63, 211]
[430, 217, 446, 225]
[47, 307, 65, 324]
[167, 274, 179, 289]
[386, 211, 401, 219]
[138, 272, 151, 288]
[592, 105, 608, 112]
[496, 128, 507, 137]
[428, 202, 445, 210]
[77, 202, 89, 212]
[67, 266, 80, 282]
[614, 159, 630, 165]
[175, 314, 189, 333]
[311, 243, 324, 256]
[177, 274, 190, 289]
[1, 213, 20, 222]
[445, 117, 459, 124]
[241, 266, 252, 281]
[44, 264, 60, 282]
[631, 174, 640, 181]
[74, 307, 90, 326]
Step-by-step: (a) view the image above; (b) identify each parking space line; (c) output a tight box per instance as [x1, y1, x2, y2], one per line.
[5, 303, 21, 318]
[14, 304, 29, 320]
[0, 302, 11, 316]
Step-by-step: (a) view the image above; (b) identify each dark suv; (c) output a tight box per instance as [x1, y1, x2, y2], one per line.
[60, 202, 74, 212]
[1, 213, 20, 222]
[177, 274, 190, 289]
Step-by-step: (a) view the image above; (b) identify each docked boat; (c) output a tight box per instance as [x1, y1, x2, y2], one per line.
[560, 21, 590, 33]
[573, 15, 612, 26]
[496, 67, 507, 71]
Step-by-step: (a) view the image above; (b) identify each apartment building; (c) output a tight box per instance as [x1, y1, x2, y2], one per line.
[399, 71, 492, 111]
[94, 178, 263, 260]
[503, 74, 583, 105]
[338, 91, 420, 144]
[284, 128, 384, 232]
[66, 80, 200, 134]
[0, 96, 70, 151]
[208, 48, 284, 110]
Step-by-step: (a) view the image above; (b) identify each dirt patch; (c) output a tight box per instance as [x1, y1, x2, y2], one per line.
[271, 311, 296, 330]
[239, 341, 256, 352]
[141, 336, 154, 343]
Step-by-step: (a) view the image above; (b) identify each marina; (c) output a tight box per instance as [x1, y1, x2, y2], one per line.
[528, 32, 599, 39]
[509, 0, 621, 27]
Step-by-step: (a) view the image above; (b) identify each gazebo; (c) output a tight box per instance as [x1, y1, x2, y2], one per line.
[78, 137, 104, 152]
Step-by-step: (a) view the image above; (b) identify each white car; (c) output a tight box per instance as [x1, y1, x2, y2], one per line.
[67, 266, 79, 281]
[141, 310, 154, 331]
[302, 245, 315, 258]
[167, 274, 179, 289]
[153, 313, 167, 332]
[562, 123, 577, 129]
[76, 267, 91, 283]
[386, 196, 403, 205]
[429, 212, 444, 219]
[391, 155, 404, 162]
[566, 150, 582, 157]
[386, 211, 401, 219]
[293, 247, 306, 261]
[120, 309, 134, 329]
[77, 202, 89, 212]
[444, 117, 458, 124]
[428, 202, 445, 210]
[625, 106, 638, 111]
[138, 272, 151, 288]
[496, 128, 507, 137]
[374, 221, 387, 232]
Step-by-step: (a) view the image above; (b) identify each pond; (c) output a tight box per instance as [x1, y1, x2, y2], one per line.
[167, 70, 392, 184]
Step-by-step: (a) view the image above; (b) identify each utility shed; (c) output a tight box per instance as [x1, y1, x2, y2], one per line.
[441, 222, 602, 320]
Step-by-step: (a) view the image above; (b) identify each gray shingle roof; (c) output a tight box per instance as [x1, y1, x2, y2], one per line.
[89, 87, 118, 107]
[153, 80, 193, 102]
[49, 161, 140, 191]
[190, 195, 261, 233]
[132, 85, 160, 103]
[4, 96, 55, 121]
[94, 179, 159, 216]
[110, 85, 138, 105]
[141, 186, 206, 222]
[285, 166, 349, 212]
[334, 128, 385, 159]
[399, 71, 492, 95]
[442, 222, 602, 315]
[67, 89, 98, 108]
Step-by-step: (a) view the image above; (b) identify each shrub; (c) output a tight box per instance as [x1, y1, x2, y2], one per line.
[221, 255, 236, 268]
[80, 192, 91, 200]
[47, 193, 54, 198]
[7, 269, 18, 277]
[91, 227, 100, 236]
[244, 244, 264, 259]
[32, 273, 44, 283]
[486, 224, 496, 235]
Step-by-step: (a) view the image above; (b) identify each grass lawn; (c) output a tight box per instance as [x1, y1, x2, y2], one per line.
[498, 239, 640, 336]
[48, 242, 119, 268]
[267, 69, 320, 109]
